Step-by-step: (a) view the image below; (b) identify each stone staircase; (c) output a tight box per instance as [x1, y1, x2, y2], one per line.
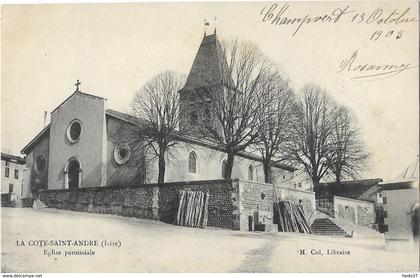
[32, 198, 48, 209]
[310, 218, 351, 237]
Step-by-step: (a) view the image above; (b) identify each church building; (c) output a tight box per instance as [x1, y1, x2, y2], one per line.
[21, 32, 295, 193]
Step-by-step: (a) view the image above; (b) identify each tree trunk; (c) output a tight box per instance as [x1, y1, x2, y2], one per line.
[263, 161, 273, 184]
[157, 149, 166, 185]
[335, 172, 342, 194]
[224, 152, 235, 180]
[311, 176, 320, 193]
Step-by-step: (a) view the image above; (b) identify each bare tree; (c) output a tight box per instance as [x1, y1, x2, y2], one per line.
[255, 74, 297, 183]
[327, 105, 369, 186]
[130, 71, 185, 184]
[288, 84, 337, 191]
[199, 39, 279, 180]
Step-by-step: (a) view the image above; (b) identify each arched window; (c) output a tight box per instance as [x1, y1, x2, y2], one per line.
[248, 164, 254, 181]
[221, 160, 227, 178]
[35, 155, 47, 174]
[64, 157, 82, 189]
[188, 152, 197, 173]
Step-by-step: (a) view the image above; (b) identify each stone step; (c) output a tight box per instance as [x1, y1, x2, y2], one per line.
[310, 217, 350, 237]
[311, 228, 345, 231]
[33, 199, 48, 209]
[313, 232, 348, 236]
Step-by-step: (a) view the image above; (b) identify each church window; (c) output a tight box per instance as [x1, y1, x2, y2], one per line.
[114, 145, 131, 165]
[66, 119, 82, 143]
[248, 164, 254, 181]
[221, 160, 227, 178]
[188, 152, 197, 173]
[35, 155, 47, 174]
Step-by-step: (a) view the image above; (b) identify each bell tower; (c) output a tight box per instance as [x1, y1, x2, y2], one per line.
[178, 32, 223, 136]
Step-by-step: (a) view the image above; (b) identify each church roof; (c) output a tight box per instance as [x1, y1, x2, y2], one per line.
[22, 91, 105, 154]
[181, 33, 223, 92]
[105, 109, 143, 125]
[51, 91, 106, 114]
[21, 124, 51, 154]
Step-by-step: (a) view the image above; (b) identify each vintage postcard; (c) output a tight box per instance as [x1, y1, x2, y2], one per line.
[1, 0, 419, 274]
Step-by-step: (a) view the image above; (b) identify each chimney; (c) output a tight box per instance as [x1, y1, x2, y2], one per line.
[43, 111, 47, 128]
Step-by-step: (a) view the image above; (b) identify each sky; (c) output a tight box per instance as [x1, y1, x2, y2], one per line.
[1, 1, 419, 181]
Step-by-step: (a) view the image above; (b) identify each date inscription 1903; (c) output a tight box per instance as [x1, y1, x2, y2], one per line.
[259, 3, 417, 39]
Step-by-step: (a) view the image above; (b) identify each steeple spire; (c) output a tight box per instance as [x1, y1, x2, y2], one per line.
[180, 31, 222, 91]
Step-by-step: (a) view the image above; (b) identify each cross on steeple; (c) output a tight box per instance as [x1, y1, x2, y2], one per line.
[75, 79, 81, 92]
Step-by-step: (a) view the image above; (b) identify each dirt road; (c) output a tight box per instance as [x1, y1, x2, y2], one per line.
[1, 208, 418, 272]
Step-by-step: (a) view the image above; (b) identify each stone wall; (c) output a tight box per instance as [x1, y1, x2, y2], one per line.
[39, 185, 158, 219]
[39, 179, 314, 231]
[39, 179, 236, 229]
[232, 179, 316, 231]
[334, 196, 375, 227]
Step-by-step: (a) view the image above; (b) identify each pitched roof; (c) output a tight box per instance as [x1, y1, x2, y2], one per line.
[1, 152, 26, 164]
[181, 33, 223, 91]
[21, 124, 51, 154]
[105, 109, 144, 125]
[51, 90, 106, 114]
[378, 180, 417, 191]
[320, 178, 383, 187]
[317, 178, 384, 202]
[22, 91, 106, 154]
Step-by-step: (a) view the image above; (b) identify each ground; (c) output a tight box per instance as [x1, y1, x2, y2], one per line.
[1, 208, 419, 273]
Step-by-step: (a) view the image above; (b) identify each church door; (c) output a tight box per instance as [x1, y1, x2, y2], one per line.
[66, 158, 81, 189]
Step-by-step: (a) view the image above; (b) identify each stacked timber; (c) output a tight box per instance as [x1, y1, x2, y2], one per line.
[176, 189, 210, 228]
[273, 200, 312, 234]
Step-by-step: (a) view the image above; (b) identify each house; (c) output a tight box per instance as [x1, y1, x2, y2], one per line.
[317, 178, 383, 202]
[376, 158, 419, 249]
[1, 152, 30, 206]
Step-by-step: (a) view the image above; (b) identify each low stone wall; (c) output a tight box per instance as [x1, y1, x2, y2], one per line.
[39, 179, 236, 229]
[232, 179, 316, 231]
[334, 196, 375, 227]
[39, 185, 159, 219]
[39, 179, 315, 231]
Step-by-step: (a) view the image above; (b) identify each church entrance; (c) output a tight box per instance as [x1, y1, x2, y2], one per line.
[65, 157, 82, 189]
